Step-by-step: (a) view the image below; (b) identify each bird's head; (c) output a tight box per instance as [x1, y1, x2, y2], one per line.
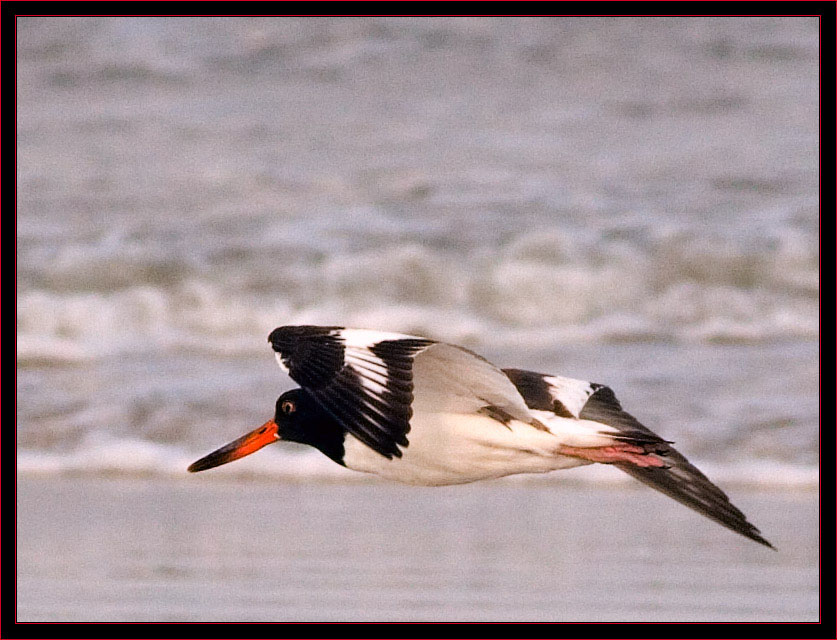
[187, 389, 331, 473]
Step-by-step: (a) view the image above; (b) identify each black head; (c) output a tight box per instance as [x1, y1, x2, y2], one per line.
[187, 388, 346, 473]
[273, 388, 346, 465]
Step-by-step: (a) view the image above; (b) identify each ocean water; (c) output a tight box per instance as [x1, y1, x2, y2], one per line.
[17, 17, 819, 484]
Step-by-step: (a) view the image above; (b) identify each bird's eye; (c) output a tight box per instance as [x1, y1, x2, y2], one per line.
[281, 400, 296, 414]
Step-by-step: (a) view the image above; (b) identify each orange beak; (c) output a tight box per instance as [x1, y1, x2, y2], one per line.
[187, 419, 279, 473]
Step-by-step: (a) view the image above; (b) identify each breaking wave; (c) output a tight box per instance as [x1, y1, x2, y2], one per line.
[16, 438, 818, 488]
[17, 227, 818, 365]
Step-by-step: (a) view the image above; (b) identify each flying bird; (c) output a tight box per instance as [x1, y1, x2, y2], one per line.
[189, 325, 774, 548]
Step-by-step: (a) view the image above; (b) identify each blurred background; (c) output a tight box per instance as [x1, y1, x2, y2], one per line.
[17, 17, 819, 621]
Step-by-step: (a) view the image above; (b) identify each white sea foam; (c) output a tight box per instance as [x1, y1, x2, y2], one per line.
[17, 228, 819, 365]
[16, 438, 346, 481]
[16, 437, 818, 489]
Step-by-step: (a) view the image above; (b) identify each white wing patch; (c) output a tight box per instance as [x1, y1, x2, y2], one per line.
[344, 346, 392, 396]
[541, 375, 597, 417]
[336, 329, 434, 400]
[275, 352, 290, 373]
[338, 328, 420, 348]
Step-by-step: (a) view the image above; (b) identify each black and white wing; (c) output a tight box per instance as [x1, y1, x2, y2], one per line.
[503, 368, 774, 549]
[268, 326, 538, 460]
[268, 326, 435, 459]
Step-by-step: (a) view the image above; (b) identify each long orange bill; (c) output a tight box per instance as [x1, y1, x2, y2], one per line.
[187, 419, 279, 473]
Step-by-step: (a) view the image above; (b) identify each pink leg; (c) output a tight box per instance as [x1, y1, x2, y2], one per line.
[558, 443, 667, 468]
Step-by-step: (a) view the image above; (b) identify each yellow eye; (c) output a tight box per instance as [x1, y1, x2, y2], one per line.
[281, 400, 296, 414]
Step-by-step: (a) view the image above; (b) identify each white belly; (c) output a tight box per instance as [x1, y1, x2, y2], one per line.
[342, 412, 589, 486]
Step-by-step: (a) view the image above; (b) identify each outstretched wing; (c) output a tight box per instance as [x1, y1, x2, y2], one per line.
[268, 325, 434, 459]
[410, 343, 534, 422]
[503, 368, 774, 549]
[268, 326, 539, 459]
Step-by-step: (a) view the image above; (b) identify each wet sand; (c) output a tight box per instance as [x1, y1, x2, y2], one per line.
[17, 475, 818, 622]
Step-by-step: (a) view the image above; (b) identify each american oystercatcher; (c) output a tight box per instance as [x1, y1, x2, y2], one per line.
[189, 325, 774, 548]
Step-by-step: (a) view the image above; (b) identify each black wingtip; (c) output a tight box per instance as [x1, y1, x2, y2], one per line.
[617, 459, 778, 551]
[750, 532, 777, 551]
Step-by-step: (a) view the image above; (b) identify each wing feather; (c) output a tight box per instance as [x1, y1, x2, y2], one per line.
[504, 367, 774, 549]
[412, 344, 533, 422]
[268, 326, 433, 459]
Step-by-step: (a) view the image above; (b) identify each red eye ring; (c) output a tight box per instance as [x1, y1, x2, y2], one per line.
[281, 400, 296, 414]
